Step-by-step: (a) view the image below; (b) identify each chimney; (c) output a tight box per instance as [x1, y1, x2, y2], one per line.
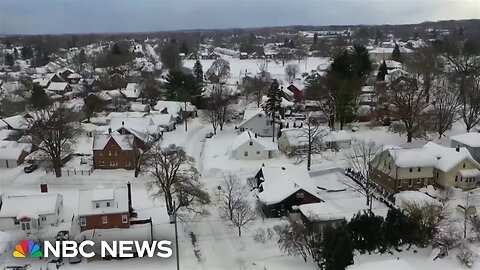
[108, 128, 112, 134]
[40, 183, 48, 193]
[456, 146, 460, 152]
[127, 182, 133, 215]
[255, 133, 258, 138]
[122, 121, 124, 126]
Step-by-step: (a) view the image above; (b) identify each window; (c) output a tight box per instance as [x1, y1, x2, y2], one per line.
[417, 178, 421, 184]
[296, 192, 304, 199]
[126, 161, 131, 167]
[95, 202, 100, 208]
[99, 152, 103, 156]
[106, 202, 111, 207]
[463, 163, 466, 168]
[409, 168, 413, 172]
[102, 216, 108, 224]
[41, 216, 46, 221]
[14, 219, 19, 225]
[408, 179, 412, 187]
[109, 150, 112, 156]
[244, 151, 248, 157]
[249, 142, 253, 146]
[436, 172, 439, 179]
[417, 168, 421, 172]
[80, 217, 86, 226]
[114, 151, 118, 156]
[455, 176, 458, 182]
[397, 180, 402, 188]
[256, 151, 260, 155]
[122, 214, 128, 224]
[110, 161, 118, 166]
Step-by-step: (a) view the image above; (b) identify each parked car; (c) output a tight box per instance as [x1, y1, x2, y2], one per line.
[24, 164, 38, 173]
[205, 132, 214, 138]
[55, 230, 69, 241]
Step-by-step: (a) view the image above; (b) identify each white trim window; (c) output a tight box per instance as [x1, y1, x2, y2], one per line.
[122, 214, 128, 224]
[102, 216, 108, 224]
[80, 217, 86, 226]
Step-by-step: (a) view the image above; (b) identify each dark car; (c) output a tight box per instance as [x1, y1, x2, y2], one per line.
[205, 132, 214, 138]
[55, 230, 69, 241]
[24, 164, 38, 173]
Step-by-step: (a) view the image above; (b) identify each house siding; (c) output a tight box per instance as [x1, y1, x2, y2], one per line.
[93, 138, 134, 170]
[80, 212, 130, 231]
[262, 190, 322, 218]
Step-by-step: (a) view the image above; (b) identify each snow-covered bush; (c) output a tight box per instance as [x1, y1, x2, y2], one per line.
[457, 246, 476, 268]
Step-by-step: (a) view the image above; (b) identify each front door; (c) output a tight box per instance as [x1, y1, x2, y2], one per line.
[21, 222, 31, 231]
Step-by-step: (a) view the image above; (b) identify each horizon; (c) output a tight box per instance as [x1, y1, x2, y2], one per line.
[0, 0, 479, 35]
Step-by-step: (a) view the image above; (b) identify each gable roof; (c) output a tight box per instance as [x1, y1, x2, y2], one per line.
[93, 134, 134, 151]
[0, 193, 63, 219]
[232, 131, 277, 151]
[78, 187, 129, 216]
[121, 83, 141, 99]
[47, 82, 69, 92]
[1, 115, 30, 130]
[257, 166, 322, 205]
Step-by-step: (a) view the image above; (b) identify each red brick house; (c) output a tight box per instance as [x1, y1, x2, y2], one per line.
[92, 133, 135, 170]
[287, 85, 304, 103]
[78, 184, 133, 231]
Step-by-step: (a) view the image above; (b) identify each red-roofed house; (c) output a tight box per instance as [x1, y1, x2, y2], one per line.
[287, 85, 303, 103]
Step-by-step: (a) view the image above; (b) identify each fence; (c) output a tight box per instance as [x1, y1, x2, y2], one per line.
[45, 168, 94, 176]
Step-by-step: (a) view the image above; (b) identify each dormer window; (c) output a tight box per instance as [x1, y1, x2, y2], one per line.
[249, 141, 253, 146]
[95, 202, 99, 208]
[106, 202, 111, 207]
[463, 163, 466, 168]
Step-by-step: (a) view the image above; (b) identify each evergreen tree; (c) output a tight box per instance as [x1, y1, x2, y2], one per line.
[264, 79, 282, 142]
[4, 53, 14, 67]
[21, 46, 34, 59]
[193, 60, 203, 82]
[13, 48, 18, 59]
[323, 225, 354, 270]
[30, 85, 52, 110]
[313, 33, 318, 44]
[382, 208, 412, 248]
[83, 94, 104, 122]
[161, 43, 182, 71]
[180, 41, 189, 54]
[78, 49, 87, 64]
[377, 60, 388, 81]
[392, 43, 402, 62]
[348, 211, 385, 253]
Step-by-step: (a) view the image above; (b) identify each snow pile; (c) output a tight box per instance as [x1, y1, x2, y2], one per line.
[299, 202, 347, 222]
[348, 259, 415, 270]
[394, 191, 440, 209]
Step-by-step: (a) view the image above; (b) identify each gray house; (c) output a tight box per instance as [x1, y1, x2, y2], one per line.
[451, 133, 480, 163]
[238, 109, 278, 137]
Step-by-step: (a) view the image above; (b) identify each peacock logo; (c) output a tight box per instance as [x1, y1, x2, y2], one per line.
[13, 240, 43, 258]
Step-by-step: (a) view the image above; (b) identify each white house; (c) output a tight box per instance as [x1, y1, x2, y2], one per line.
[122, 83, 141, 100]
[231, 131, 277, 160]
[0, 193, 63, 231]
[238, 109, 278, 137]
[0, 141, 29, 168]
[150, 113, 176, 132]
[451, 132, 480, 163]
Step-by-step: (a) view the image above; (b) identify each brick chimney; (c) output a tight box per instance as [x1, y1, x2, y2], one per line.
[108, 128, 112, 134]
[40, 183, 48, 193]
[456, 146, 460, 152]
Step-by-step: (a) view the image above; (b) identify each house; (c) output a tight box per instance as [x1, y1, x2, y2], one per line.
[92, 133, 134, 170]
[1, 115, 30, 131]
[154, 101, 197, 120]
[0, 193, 63, 231]
[370, 142, 480, 195]
[129, 103, 150, 113]
[323, 130, 352, 150]
[0, 141, 29, 168]
[122, 83, 141, 101]
[78, 184, 132, 231]
[451, 132, 480, 163]
[231, 131, 277, 160]
[150, 113, 176, 132]
[255, 166, 323, 217]
[298, 202, 348, 231]
[278, 128, 309, 155]
[109, 117, 163, 142]
[287, 85, 304, 103]
[238, 109, 277, 137]
[47, 82, 72, 95]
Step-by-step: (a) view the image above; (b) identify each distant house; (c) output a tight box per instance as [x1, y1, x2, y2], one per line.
[287, 85, 304, 103]
[231, 131, 277, 160]
[255, 166, 323, 217]
[78, 185, 132, 231]
[0, 141, 29, 168]
[371, 142, 480, 195]
[0, 193, 63, 231]
[239, 52, 248, 59]
[154, 101, 197, 120]
[129, 103, 150, 113]
[278, 128, 309, 155]
[92, 133, 135, 170]
[122, 83, 141, 101]
[1, 115, 30, 131]
[47, 82, 72, 96]
[324, 131, 352, 150]
[451, 132, 480, 163]
[238, 109, 277, 137]
[150, 113, 176, 132]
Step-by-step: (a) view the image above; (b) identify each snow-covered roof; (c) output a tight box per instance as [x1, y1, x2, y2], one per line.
[451, 132, 480, 148]
[232, 131, 277, 151]
[150, 113, 175, 127]
[47, 82, 69, 92]
[384, 60, 402, 69]
[459, 169, 480, 178]
[130, 103, 150, 112]
[106, 111, 148, 120]
[386, 142, 480, 172]
[154, 101, 197, 116]
[109, 117, 159, 138]
[0, 193, 62, 219]
[0, 141, 29, 160]
[258, 166, 322, 205]
[78, 187, 129, 216]
[394, 191, 440, 209]
[243, 109, 264, 121]
[121, 83, 141, 99]
[0, 129, 15, 140]
[92, 188, 115, 201]
[1, 115, 30, 130]
[93, 134, 134, 151]
[280, 128, 309, 147]
[299, 202, 347, 222]
[324, 130, 352, 143]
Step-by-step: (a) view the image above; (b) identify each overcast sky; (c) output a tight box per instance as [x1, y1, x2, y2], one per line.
[0, 0, 478, 35]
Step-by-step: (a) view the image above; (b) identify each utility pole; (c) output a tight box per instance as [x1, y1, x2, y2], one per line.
[171, 201, 180, 270]
[464, 193, 470, 239]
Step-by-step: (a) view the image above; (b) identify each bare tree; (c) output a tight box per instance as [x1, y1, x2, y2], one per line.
[285, 64, 300, 84]
[460, 76, 480, 132]
[242, 76, 268, 108]
[146, 144, 210, 217]
[206, 100, 220, 135]
[219, 174, 256, 236]
[206, 59, 230, 83]
[129, 135, 156, 178]
[205, 84, 233, 134]
[344, 139, 382, 211]
[383, 76, 430, 142]
[274, 217, 322, 263]
[430, 78, 461, 138]
[29, 106, 81, 177]
[295, 115, 329, 170]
